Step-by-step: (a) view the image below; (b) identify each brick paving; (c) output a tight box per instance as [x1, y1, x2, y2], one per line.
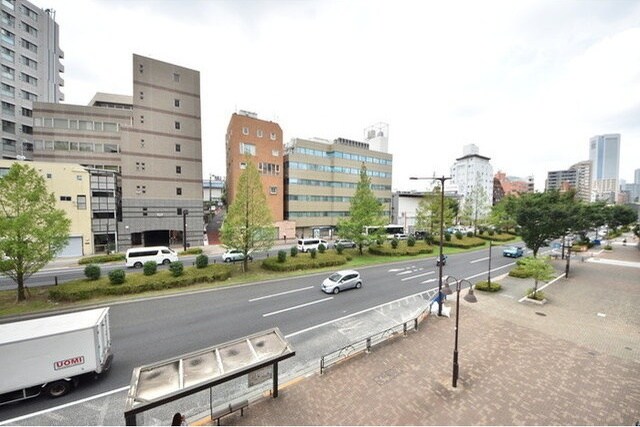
[204, 241, 640, 426]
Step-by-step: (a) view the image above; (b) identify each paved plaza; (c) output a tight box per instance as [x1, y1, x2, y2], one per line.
[198, 241, 640, 425]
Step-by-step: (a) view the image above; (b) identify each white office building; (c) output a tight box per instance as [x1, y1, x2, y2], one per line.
[589, 134, 620, 202]
[450, 144, 493, 220]
[1, 0, 64, 160]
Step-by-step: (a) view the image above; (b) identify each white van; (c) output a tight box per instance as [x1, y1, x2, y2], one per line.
[125, 246, 178, 268]
[297, 238, 328, 253]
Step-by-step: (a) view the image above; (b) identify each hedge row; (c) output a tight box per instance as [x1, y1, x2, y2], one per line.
[49, 264, 232, 302]
[78, 253, 126, 265]
[508, 266, 532, 278]
[368, 244, 434, 256]
[475, 233, 517, 242]
[262, 253, 348, 272]
[441, 237, 487, 249]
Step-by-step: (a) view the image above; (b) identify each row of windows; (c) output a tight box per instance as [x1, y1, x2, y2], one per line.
[81, 164, 120, 173]
[136, 161, 183, 175]
[33, 140, 120, 153]
[293, 146, 392, 165]
[242, 126, 277, 140]
[2, 2, 38, 20]
[35, 117, 120, 132]
[239, 143, 280, 158]
[58, 195, 87, 209]
[1, 100, 31, 117]
[287, 210, 391, 219]
[0, 46, 37, 69]
[1, 119, 30, 134]
[1, 82, 36, 100]
[287, 195, 391, 204]
[259, 162, 280, 175]
[287, 178, 392, 191]
[0, 21, 37, 44]
[287, 161, 392, 178]
[136, 185, 187, 197]
[139, 91, 182, 109]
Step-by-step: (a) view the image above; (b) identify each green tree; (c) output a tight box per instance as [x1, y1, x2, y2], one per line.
[220, 158, 274, 271]
[606, 204, 637, 230]
[510, 190, 579, 256]
[415, 186, 456, 237]
[337, 164, 386, 254]
[0, 163, 71, 301]
[460, 175, 489, 234]
[518, 256, 555, 299]
[489, 195, 518, 233]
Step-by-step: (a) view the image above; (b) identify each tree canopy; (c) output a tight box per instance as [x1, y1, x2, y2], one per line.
[518, 256, 555, 299]
[337, 164, 386, 254]
[220, 158, 274, 270]
[0, 163, 71, 301]
[414, 186, 456, 236]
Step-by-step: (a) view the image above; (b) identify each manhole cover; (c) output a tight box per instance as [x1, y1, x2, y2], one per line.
[535, 312, 547, 316]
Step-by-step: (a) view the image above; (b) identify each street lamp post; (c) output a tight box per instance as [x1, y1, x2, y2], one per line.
[182, 209, 189, 252]
[443, 276, 478, 388]
[565, 243, 571, 278]
[487, 240, 492, 286]
[410, 175, 451, 316]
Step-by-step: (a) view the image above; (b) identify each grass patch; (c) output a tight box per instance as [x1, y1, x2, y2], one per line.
[474, 280, 501, 292]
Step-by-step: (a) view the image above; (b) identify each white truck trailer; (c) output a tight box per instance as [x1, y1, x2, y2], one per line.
[0, 307, 113, 405]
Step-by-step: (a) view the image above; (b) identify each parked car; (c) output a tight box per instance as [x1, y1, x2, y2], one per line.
[321, 270, 362, 294]
[222, 249, 252, 262]
[335, 239, 356, 249]
[436, 254, 447, 266]
[503, 246, 524, 258]
[393, 233, 409, 240]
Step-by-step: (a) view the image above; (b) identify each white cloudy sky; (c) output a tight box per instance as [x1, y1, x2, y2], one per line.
[43, 0, 640, 191]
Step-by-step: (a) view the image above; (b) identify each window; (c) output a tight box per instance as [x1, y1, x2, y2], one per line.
[20, 72, 36, 86]
[21, 107, 31, 117]
[176, 187, 182, 196]
[1, 47, 14, 62]
[173, 72, 180, 82]
[2, 120, 15, 134]
[139, 91, 144, 100]
[270, 132, 277, 140]
[142, 207, 148, 217]
[174, 121, 181, 130]
[175, 143, 181, 152]
[176, 166, 181, 174]
[21, 55, 37, 69]
[1, 64, 14, 80]
[269, 186, 278, 195]
[21, 4, 38, 21]
[257, 129, 263, 137]
[272, 150, 280, 156]
[1, 101, 14, 115]
[1, 83, 14, 98]
[20, 38, 36, 53]
[2, 0, 14, 11]
[59, 196, 71, 201]
[239, 142, 256, 155]
[177, 208, 183, 215]
[20, 90, 36, 101]
[136, 162, 145, 171]
[174, 99, 180, 107]
[242, 127, 249, 135]
[240, 162, 247, 170]
[2, 11, 15, 27]
[1, 28, 15, 45]
[139, 63, 143, 73]
[77, 195, 86, 210]
[79, 120, 92, 130]
[136, 185, 146, 194]
[21, 21, 37, 37]
[140, 115, 144, 124]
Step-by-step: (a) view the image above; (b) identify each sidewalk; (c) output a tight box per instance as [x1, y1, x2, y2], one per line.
[195, 242, 640, 426]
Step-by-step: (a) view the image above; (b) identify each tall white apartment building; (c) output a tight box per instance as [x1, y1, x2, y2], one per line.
[450, 144, 493, 219]
[589, 134, 620, 202]
[1, 0, 64, 160]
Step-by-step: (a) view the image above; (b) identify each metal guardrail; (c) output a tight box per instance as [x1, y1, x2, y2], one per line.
[320, 290, 439, 374]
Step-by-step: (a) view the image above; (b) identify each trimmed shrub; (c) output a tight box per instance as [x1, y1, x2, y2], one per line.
[290, 246, 298, 257]
[391, 238, 399, 249]
[375, 236, 384, 246]
[466, 231, 474, 238]
[78, 253, 125, 265]
[444, 232, 452, 242]
[169, 261, 184, 277]
[180, 247, 203, 255]
[277, 250, 287, 263]
[508, 266, 531, 278]
[143, 261, 157, 276]
[84, 264, 101, 281]
[310, 248, 317, 259]
[478, 229, 486, 235]
[474, 280, 501, 292]
[368, 243, 434, 256]
[526, 288, 546, 301]
[318, 243, 326, 254]
[604, 244, 612, 250]
[335, 243, 344, 254]
[455, 231, 463, 240]
[109, 269, 126, 285]
[442, 237, 486, 249]
[488, 229, 495, 236]
[262, 252, 349, 272]
[407, 236, 416, 247]
[195, 254, 209, 269]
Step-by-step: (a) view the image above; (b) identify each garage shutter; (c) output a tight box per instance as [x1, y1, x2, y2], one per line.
[58, 236, 83, 257]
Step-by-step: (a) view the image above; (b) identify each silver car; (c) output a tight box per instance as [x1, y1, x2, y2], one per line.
[222, 249, 252, 262]
[321, 270, 362, 294]
[335, 239, 357, 248]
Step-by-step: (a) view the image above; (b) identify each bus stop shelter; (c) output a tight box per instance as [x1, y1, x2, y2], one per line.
[124, 328, 295, 425]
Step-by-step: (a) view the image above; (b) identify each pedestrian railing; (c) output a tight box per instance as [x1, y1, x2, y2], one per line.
[320, 290, 439, 374]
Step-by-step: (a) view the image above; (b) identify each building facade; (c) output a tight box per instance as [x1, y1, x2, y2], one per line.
[450, 144, 493, 219]
[1, 0, 64, 160]
[589, 134, 620, 202]
[225, 111, 284, 222]
[285, 137, 393, 238]
[494, 171, 534, 202]
[569, 160, 592, 202]
[0, 159, 92, 256]
[545, 169, 577, 191]
[32, 54, 203, 250]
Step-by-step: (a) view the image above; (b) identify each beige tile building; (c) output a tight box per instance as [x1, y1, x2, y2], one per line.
[284, 137, 393, 239]
[32, 54, 203, 251]
[0, 159, 92, 256]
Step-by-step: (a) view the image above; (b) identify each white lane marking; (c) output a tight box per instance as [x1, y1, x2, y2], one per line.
[470, 257, 489, 264]
[421, 278, 437, 284]
[397, 270, 415, 276]
[0, 386, 130, 425]
[388, 268, 404, 272]
[263, 297, 333, 317]
[401, 271, 435, 281]
[249, 286, 314, 302]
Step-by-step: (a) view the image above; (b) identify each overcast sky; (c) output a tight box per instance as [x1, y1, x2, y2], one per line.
[43, 0, 640, 191]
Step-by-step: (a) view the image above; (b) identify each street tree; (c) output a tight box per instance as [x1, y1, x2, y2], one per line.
[488, 195, 518, 233]
[518, 256, 555, 300]
[337, 164, 386, 254]
[415, 186, 456, 237]
[0, 163, 71, 301]
[509, 190, 579, 256]
[220, 158, 274, 271]
[460, 178, 489, 234]
[606, 204, 637, 230]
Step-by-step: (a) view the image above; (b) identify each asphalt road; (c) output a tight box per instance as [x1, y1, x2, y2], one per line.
[0, 246, 525, 423]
